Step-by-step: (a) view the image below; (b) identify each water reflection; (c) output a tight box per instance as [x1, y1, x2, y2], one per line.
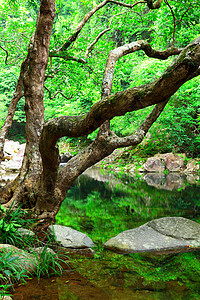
[68, 168, 200, 223]
[143, 172, 199, 191]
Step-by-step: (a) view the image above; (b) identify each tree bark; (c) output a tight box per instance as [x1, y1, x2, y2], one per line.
[0, 0, 56, 208]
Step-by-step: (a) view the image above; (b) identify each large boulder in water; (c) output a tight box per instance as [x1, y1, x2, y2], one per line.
[143, 157, 165, 172]
[142, 153, 186, 173]
[48, 225, 95, 248]
[162, 153, 186, 172]
[104, 217, 200, 254]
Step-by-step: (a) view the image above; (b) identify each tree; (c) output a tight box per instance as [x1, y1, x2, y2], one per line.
[0, 0, 200, 225]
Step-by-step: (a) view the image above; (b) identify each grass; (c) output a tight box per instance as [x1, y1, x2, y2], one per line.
[31, 246, 69, 280]
[0, 204, 70, 297]
[0, 250, 28, 298]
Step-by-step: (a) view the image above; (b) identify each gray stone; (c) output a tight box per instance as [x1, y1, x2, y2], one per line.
[29, 247, 57, 265]
[163, 153, 186, 172]
[104, 217, 200, 254]
[144, 157, 165, 172]
[17, 228, 35, 236]
[30, 247, 56, 256]
[142, 153, 187, 173]
[186, 174, 200, 184]
[48, 225, 95, 249]
[4, 140, 20, 155]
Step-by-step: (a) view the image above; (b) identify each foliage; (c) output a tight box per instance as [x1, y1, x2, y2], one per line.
[0, 204, 36, 246]
[0, 250, 28, 298]
[0, 0, 199, 156]
[0, 204, 70, 296]
[31, 245, 68, 280]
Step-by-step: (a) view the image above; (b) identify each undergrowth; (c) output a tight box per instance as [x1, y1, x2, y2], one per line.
[0, 204, 69, 298]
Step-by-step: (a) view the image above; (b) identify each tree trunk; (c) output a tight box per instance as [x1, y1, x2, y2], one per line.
[0, 0, 56, 210]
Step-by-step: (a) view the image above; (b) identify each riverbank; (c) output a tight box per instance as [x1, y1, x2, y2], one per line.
[1, 140, 200, 188]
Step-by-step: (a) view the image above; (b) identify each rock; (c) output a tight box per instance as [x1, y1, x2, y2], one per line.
[143, 157, 165, 172]
[29, 247, 57, 265]
[0, 244, 38, 274]
[60, 152, 73, 163]
[0, 141, 26, 185]
[142, 153, 187, 173]
[104, 217, 200, 254]
[30, 247, 56, 256]
[17, 228, 35, 237]
[48, 225, 95, 248]
[184, 159, 200, 174]
[2, 160, 22, 171]
[0, 171, 18, 185]
[186, 174, 200, 184]
[162, 153, 186, 172]
[1, 296, 13, 300]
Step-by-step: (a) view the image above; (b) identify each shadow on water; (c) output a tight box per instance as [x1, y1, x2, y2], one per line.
[13, 168, 200, 299]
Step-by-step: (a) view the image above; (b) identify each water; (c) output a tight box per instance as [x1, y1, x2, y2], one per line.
[13, 169, 200, 299]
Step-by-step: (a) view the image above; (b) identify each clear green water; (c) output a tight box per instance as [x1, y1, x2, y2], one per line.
[13, 169, 200, 299]
[54, 169, 200, 300]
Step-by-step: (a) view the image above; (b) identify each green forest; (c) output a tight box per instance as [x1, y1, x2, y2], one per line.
[0, 0, 200, 157]
[0, 0, 200, 299]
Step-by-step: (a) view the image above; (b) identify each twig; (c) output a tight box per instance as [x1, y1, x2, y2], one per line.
[177, 4, 192, 25]
[55, 0, 146, 54]
[44, 85, 73, 100]
[109, 0, 146, 8]
[164, 0, 176, 46]
[0, 45, 9, 64]
[85, 11, 130, 59]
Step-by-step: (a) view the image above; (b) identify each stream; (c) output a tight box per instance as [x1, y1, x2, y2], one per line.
[12, 169, 200, 299]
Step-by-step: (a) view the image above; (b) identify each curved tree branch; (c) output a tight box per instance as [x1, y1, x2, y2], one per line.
[36, 36, 200, 211]
[44, 85, 73, 100]
[41, 38, 199, 144]
[85, 11, 130, 59]
[108, 100, 168, 148]
[101, 40, 182, 99]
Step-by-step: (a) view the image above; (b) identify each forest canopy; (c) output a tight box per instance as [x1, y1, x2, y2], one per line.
[0, 0, 199, 155]
[0, 0, 199, 220]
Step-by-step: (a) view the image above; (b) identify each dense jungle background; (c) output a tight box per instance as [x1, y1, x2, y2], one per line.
[0, 0, 199, 158]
